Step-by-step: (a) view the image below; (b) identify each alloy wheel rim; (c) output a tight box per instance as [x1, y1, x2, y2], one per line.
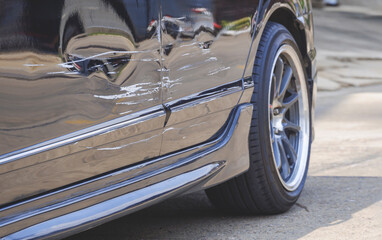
[268, 44, 310, 192]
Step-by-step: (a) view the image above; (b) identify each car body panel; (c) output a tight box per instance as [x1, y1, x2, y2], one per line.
[0, 0, 164, 155]
[0, 0, 316, 238]
[0, 107, 165, 205]
[160, 0, 257, 154]
[1, 103, 253, 238]
[0, 0, 165, 205]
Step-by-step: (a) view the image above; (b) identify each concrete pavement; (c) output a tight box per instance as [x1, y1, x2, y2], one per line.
[314, 3, 382, 91]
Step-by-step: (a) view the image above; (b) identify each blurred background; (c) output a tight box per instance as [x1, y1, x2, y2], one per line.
[68, 1, 382, 239]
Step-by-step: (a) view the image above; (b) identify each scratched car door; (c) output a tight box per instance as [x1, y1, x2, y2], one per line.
[160, 0, 257, 154]
[0, 0, 165, 206]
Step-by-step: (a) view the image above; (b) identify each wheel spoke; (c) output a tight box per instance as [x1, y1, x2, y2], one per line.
[278, 65, 293, 99]
[277, 138, 290, 179]
[281, 133, 297, 164]
[273, 141, 282, 169]
[282, 92, 298, 111]
[272, 73, 277, 99]
[283, 119, 301, 133]
[274, 57, 284, 96]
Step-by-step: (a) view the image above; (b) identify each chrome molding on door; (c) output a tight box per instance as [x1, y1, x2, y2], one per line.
[0, 103, 253, 238]
[0, 106, 165, 206]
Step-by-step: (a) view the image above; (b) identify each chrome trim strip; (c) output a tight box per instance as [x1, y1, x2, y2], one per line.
[165, 79, 242, 111]
[3, 163, 223, 240]
[1, 103, 252, 238]
[1, 103, 247, 227]
[0, 105, 165, 165]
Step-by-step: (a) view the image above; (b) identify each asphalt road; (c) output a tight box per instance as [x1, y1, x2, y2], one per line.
[67, 4, 382, 240]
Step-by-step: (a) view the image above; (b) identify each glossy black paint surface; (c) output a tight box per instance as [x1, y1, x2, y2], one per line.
[0, 0, 316, 238]
[1, 0, 165, 206]
[160, 0, 256, 154]
[0, 0, 163, 155]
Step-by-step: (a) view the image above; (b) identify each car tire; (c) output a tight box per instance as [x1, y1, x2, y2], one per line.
[206, 22, 312, 214]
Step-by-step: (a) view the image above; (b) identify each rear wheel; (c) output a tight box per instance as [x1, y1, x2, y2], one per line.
[206, 22, 312, 214]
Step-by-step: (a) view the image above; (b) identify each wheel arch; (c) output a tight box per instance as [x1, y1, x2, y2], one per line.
[265, 5, 311, 78]
[259, 3, 316, 141]
[241, 1, 313, 101]
[239, 1, 316, 136]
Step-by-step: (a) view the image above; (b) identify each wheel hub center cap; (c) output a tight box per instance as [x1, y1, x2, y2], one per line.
[272, 102, 284, 134]
[272, 113, 284, 133]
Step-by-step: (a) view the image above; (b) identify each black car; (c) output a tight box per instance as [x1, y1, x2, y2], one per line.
[0, 0, 317, 238]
